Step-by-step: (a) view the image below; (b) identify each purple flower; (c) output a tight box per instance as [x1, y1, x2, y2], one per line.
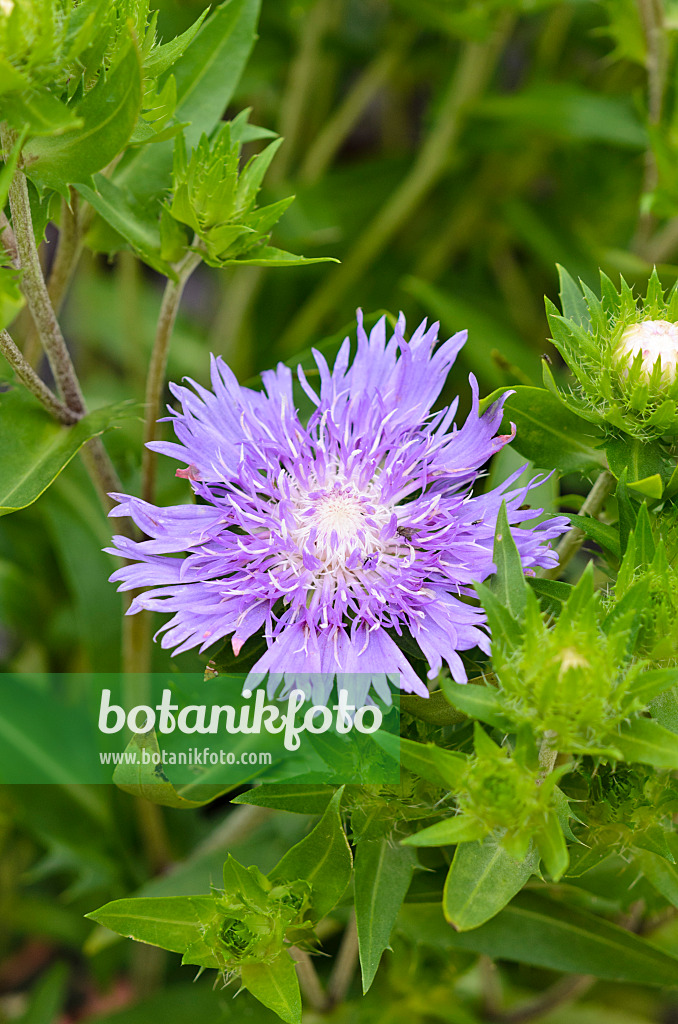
[107, 313, 568, 704]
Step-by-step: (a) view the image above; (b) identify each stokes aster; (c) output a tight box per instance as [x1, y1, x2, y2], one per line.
[107, 313, 569, 703]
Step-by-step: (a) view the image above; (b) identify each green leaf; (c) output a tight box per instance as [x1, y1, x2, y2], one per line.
[527, 577, 573, 615]
[628, 473, 664, 499]
[616, 469, 637, 555]
[443, 836, 538, 931]
[490, 500, 527, 619]
[355, 839, 418, 993]
[403, 816, 486, 848]
[370, 730, 466, 789]
[232, 784, 335, 815]
[637, 850, 678, 909]
[502, 387, 606, 474]
[0, 389, 131, 515]
[441, 678, 508, 730]
[399, 689, 467, 727]
[556, 264, 590, 328]
[113, 731, 232, 809]
[85, 894, 220, 966]
[566, 514, 621, 559]
[474, 580, 523, 650]
[240, 954, 301, 1024]
[650, 688, 678, 734]
[144, 9, 209, 78]
[615, 717, 678, 770]
[536, 810, 569, 882]
[442, 890, 678, 985]
[206, 244, 338, 269]
[24, 39, 143, 194]
[77, 176, 172, 275]
[114, 0, 261, 203]
[269, 788, 352, 920]
[605, 434, 667, 489]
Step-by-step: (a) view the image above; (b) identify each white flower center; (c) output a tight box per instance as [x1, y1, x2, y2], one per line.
[285, 480, 396, 576]
[618, 319, 678, 377]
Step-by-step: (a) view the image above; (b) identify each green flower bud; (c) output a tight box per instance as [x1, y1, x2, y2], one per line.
[546, 268, 678, 438]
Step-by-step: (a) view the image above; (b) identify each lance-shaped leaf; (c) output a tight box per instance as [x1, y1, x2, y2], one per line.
[269, 788, 352, 920]
[441, 677, 509, 730]
[85, 894, 220, 966]
[240, 955, 301, 1024]
[113, 730, 237, 809]
[233, 784, 335, 815]
[441, 890, 678, 986]
[490, 500, 528, 620]
[565, 513, 621, 559]
[615, 717, 678, 770]
[443, 836, 538, 931]
[355, 840, 418, 993]
[499, 387, 606, 474]
[650, 688, 678, 734]
[0, 390, 132, 515]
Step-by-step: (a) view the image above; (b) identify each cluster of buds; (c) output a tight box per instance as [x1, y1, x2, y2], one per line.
[182, 858, 315, 973]
[546, 268, 678, 437]
[487, 567, 654, 757]
[161, 117, 330, 270]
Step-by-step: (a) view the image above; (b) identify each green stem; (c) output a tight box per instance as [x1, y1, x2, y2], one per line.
[2, 125, 85, 415]
[0, 209, 19, 266]
[2, 126, 126, 519]
[299, 29, 409, 185]
[141, 250, 201, 506]
[541, 469, 616, 581]
[0, 328, 79, 423]
[276, 20, 513, 356]
[483, 973, 594, 1023]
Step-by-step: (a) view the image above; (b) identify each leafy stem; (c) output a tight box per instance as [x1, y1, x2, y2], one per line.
[2, 124, 86, 415]
[0, 327, 79, 424]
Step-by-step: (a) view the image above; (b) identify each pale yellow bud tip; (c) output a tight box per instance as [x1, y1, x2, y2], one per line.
[618, 319, 678, 377]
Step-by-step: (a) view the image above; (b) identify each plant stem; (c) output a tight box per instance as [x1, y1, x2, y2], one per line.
[0, 328, 79, 423]
[299, 30, 409, 185]
[1, 209, 19, 267]
[484, 973, 594, 1023]
[2, 128, 127, 520]
[141, 250, 201, 505]
[2, 125, 86, 415]
[541, 469, 616, 581]
[291, 947, 327, 1013]
[326, 911, 359, 1007]
[277, 19, 512, 355]
[49, 190, 84, 312]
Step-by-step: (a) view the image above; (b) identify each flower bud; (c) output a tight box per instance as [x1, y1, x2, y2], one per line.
[618, 319, 678, 379]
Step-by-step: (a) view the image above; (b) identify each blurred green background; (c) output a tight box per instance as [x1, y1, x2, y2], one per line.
[3, 1, 678, 1021]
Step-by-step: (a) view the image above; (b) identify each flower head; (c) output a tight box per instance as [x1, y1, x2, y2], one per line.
[107, 313, 568, 704]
